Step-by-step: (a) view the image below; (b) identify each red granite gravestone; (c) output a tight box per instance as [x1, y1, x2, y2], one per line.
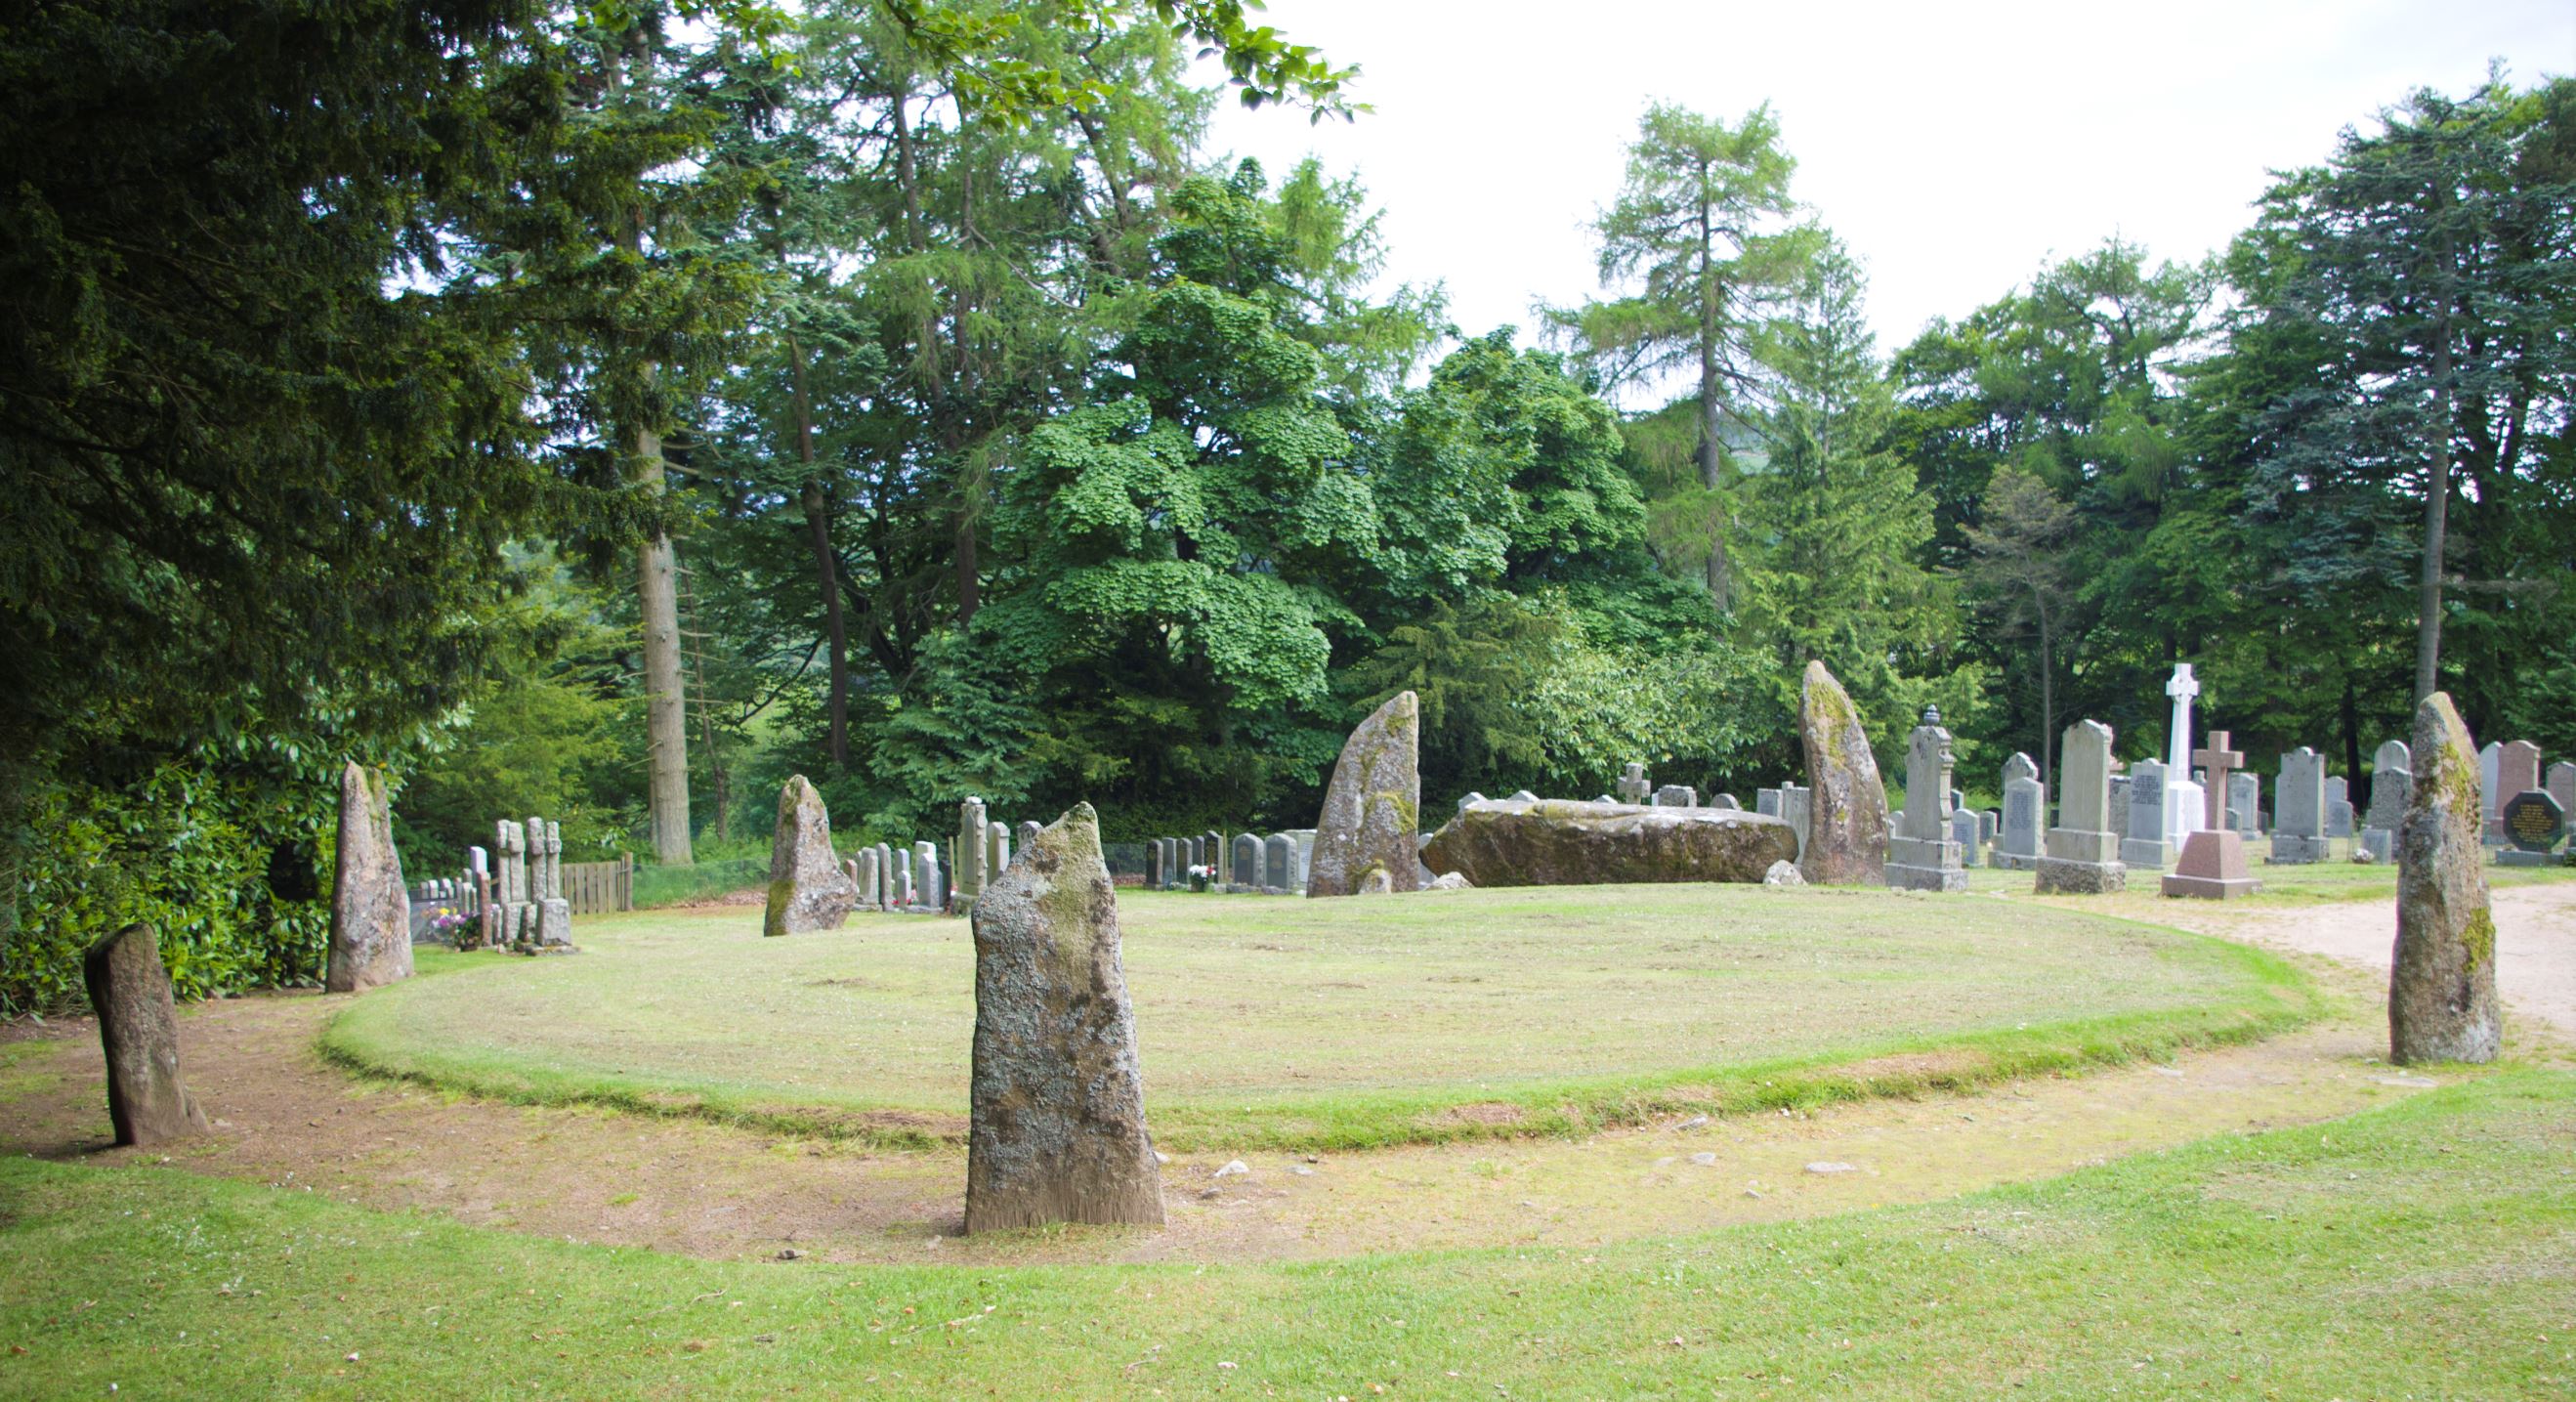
[2191, 732, 2246, 831]
[2160, 828, 2260, 900]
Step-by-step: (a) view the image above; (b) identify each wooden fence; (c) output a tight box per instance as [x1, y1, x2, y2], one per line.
[562, 855, 635, 915]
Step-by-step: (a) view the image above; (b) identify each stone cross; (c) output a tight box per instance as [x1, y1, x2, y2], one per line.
[2192, 731, 2245, 831]
[1616, 763, 1652, 804]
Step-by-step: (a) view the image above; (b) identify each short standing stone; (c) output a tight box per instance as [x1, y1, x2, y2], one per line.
[1762, 860, 1805, 887]
[2035, 720, 2127, 894]
[1796, 661, 1888, 885]
[1308, 691, 1422, 898]
[83, 923, 211, 1147]
[2160, 829, 2259, 900]
[1883, 707, 1967, 892]
[2269, 747, 2331, 865]
[327, 762, 412, 993]
[965, 803, 1164, 1233]
[2390, 693, 2500, 1064]
[1995, 752, 2043, 871]
[763, 776, 859, 937]
[2122, 760, 2171, 870]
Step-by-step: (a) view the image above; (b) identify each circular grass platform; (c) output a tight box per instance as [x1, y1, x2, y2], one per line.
[323, 883, 2315, 1151]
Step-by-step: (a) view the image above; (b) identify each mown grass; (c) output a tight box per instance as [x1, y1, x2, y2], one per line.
[1, 1066, 2566, 1399]
[328, 885, 2319, 1152]
[1970, 843, 2576, 906]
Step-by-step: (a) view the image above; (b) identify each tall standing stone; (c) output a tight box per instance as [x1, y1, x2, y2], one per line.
[2269, 747, 2330, 864]
[764, 776, 860, 937]
[2361, 741, 2411, 863]
[2035, 720, 2126, 894]
[954, 796, 990, 907]
[2391, 693, 2500, 1065]
[83, 923, 212, 1147]
[965, 803, 1163, 1233]
[1796, 661, 1888, 885]
[1308, 691, 1422, 898]
[2122, 759, 2171, 869]
[327, 762, 412, 993]
[1883, 706, 1967, 892]
[1995, 753, 2044, 871]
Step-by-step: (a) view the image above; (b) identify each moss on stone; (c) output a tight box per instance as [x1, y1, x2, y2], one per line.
[2460, 904, 2496, 971]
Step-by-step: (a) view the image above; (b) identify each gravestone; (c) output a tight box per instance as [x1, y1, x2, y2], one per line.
[2391, 693, 2499, 1064]
[857, 847, 880, 909]
[965, 803, 1163, 1233]
[1265, 833, 1298, 893]
[327, 762, 411, 993]
[2161, 829, 2259, 899]
[2230, 771, 2263, 835]
[2361, 740, 2411, 863]
[1231, 833, 1264, 892]
[1018, 821, 1043, 858]
[84, 923, 213, 1147]
[1144, 840, 1163, 889]
[2477, 741, 2503, 841]
[2325, 776, 2353, 838]
[2122, 759, 2171, 869]
[2497, 790, 2565, 868]
[2036, 719, 2126, 894]
[891, 847, 913, 909]
[2163, 664, 2209, 853]
[764, 776, 859, 937]
[1616, 763, 1652, 804]
[875, 843, 898, 912]
[2194, 730, 2247, 832]
[1201, 829, 1225, 886]
[1710, 793, 1741, 810]
[1950, 808, 1981, 867]
[532, 820, 570, 948]
[1654, 785, 1697, 808]
[1883, 706, 1967, 892]
[989, 822, 1011, 881]
[1755, 788, 1782, 817]
[1995, 753, 2043, 871]
[913, 840, 944, 913]
[2497, 742, 2542, 844]
[2269, 747, 2330, 864]
[955, 796, 990, 907]
[1796, 661, 1884, 883]
[1308, 691, 1422, 898]
[1457, 792, 1487, 817]
[2550, 761, 2576, 819]
[2107, 776, 2132, 842]
[1983, 806, 2002, 845]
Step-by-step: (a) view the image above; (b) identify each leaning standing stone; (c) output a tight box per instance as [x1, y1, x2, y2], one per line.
[1307, 691, 1421, 897]
[83, 923, 211, 1147]
[965, 803, 1163, 1233]
[2390, 692, 2500, 1065]
[1796, 661, 1888, 884]
[326, 761, 412, 993]
[763, 775, 860, 937]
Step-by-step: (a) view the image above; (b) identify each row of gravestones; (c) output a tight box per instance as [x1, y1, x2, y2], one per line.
[438, 817, 572, 952]
[2478, 741, 2574, 867]
[1143, 830, 1318, 894]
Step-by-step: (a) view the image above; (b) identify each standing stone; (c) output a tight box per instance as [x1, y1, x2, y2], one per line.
[965, 803, 1163, 1233]
[1308, 691, 1422, 898]
[1995, 753, 2044, 871]
[1653, 785, 1697, 808]
[1231, 833, 1263, 891]
[764, 776, 860, 937]
[913, 840, 944, 912]
[1616, 763, 1652, 804]
[2035, 720, 2126, 894]
[955, 796, 990, 906]
[1796, 661, 1888, 885]
[83, 923, 212, 1147]
[2122, 759, 2171, 869]
[1950, 808, 1982, 867]
[2163, 664, 2209, 852]
[2391, 693, 2500, 1064]
[2161, 829, 2260, 900]
[2325, 777, 2354, 838]
[2362, 741, 2411, 863]
[2227, 771, 2262, 835]
[326, 762, 412, 993]
[1264, 833, 1298, 893]
[2269, 747, 2331, 864]
[2477, 741, 2504, 841]
[1883, 706, 1967, 892]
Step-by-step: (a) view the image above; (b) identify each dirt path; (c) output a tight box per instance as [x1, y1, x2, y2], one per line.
[2145, 880, 2576, 1038]
[0, 981, 2438, 1267]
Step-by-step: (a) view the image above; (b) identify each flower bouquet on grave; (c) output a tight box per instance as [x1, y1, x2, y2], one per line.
[432, 908, 479, 950]
[1188, 864, 1212, 893]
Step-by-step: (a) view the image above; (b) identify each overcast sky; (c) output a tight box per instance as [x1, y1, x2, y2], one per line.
[1199, 1, 2574, 384]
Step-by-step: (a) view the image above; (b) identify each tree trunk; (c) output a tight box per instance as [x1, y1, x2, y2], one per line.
[2413, 313, 2452, 705]
[2037, 598, 2055, 799]
[789, 336, 848, 771]
[1696, 189, 1728, 610]
[2341, 673, 2364, 811]
[635, 422, 693, 865]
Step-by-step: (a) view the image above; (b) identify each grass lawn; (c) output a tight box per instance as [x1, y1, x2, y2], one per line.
[322, 884, 2314, 1151]
[0, 1065, 2565, 1399]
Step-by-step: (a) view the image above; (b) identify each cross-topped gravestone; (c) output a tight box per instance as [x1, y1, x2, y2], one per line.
[2192, 731, 2245, 831]
[2162, 664, 2207, 851]
[1616, 762, 1652, 804]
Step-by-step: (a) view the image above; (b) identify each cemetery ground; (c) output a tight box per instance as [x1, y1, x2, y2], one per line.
[2, 873, 2573, 1397]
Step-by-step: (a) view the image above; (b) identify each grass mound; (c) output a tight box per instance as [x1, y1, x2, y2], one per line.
[323, 883, 2317, 1151]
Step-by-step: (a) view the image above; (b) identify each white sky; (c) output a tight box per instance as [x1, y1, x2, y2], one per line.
[1201, 0, 2576, 382]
